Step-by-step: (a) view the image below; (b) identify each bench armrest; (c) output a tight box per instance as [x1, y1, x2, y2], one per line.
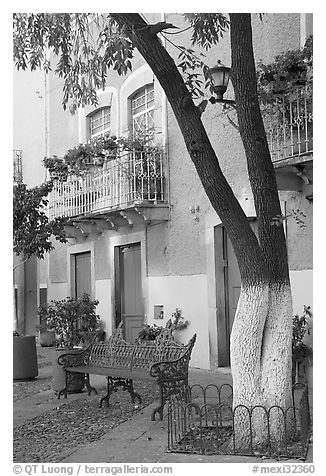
[149, 334, 196, 381]
[57, 336, 97, 367]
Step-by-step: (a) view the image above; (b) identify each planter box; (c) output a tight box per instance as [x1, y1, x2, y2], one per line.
[13, 335, 38, 381]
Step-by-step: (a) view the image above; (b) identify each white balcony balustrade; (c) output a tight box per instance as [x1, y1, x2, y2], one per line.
[50, 149, 167, 219]
[262, 84, 313, 162]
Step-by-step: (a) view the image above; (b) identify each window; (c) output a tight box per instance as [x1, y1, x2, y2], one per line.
[131, 85, 154, 141]
[89, 107, 111, 138]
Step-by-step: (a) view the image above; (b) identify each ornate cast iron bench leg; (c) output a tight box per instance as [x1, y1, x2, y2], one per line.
[151, 383, 164, 421]
[151, 380, 189, 421]
[57, 370, 69, 400]
[128, 379, 142, 407]
[85, 373, 97, 396]
[100, 376, 142, 408]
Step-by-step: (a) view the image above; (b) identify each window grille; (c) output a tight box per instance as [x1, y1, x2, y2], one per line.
[131, 85, 154, 142]
[89, 107, 111, 138]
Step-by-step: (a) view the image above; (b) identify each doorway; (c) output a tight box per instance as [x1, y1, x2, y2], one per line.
[115, 243, 143, 342]
[71, 251, 92, 298]
[214, 223, 257, 366]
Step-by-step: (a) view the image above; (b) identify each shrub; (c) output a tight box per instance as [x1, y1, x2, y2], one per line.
[37, 293, 100, 349]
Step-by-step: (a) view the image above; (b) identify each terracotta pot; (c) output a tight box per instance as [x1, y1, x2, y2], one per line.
[13, 335, 38, 381]
[39, 330, 56, 347]
[52, 348, 85, 394]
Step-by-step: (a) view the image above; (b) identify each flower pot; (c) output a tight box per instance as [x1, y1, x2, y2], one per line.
[52, 348, 85, 394]
[39, 330, 56, 347]
[13, 335, 38, 381]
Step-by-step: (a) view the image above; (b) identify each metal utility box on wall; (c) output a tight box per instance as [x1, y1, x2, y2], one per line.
[154, 305, 164, 320]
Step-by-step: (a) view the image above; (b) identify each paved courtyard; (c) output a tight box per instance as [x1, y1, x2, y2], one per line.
[13, 345, 312, 465]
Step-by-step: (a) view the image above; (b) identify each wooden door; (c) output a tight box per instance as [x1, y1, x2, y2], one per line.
[215, 223, 256, 366]
[225, 230, 241, 338]
[74, 251, 91, 298]
[116, 243, 143, 342]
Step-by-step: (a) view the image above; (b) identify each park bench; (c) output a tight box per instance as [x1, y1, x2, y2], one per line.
[57, 321, 196, 420]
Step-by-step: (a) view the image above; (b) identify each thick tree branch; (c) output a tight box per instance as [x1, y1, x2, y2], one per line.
[148, 22, 178, 35]
[230, 14, 289, 284]
[111, 13, 266, 286]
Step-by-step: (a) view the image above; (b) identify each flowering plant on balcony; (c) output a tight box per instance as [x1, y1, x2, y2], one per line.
[257, 37, 313, 158]
[43, 156, 69, 181]
[64, 135, 119, 174]
[257, 35, 313, 102]
[43, 134, 164, 182]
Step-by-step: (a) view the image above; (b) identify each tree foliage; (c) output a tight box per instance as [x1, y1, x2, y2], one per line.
[184, 13, 229, 49]
[13, 181, 67, 259]
[13, 13, 134, 112]
[13, 13, 225, 111]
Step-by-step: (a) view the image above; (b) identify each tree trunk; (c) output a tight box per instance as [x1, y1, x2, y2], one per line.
[230, 283, 293, 450]
[111, 13, 294, 449]
[229, 14, 293, 448]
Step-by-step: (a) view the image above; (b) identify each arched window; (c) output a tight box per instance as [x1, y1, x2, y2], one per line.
[89, 106, 111, 139]
[131, 84, 154, 141]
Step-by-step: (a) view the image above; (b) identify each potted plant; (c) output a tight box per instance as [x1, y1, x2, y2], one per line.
[137, 323, 164, 343]
[257, 36, 313, 158]
[257, 36, 313, 98]
[37, 306, 56, 347]
[13, 330, 38, 380]
[42, 156, 69, 181]
[136, 308, 190, 344]
[292, 305, 313, 386]
[170, 308, 189, 342]
[38, 293, 101, 393]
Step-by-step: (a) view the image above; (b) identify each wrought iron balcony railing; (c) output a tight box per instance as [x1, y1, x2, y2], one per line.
[50, 149, 167, 219]
[262, 84, 313, 163]
[13, 149, 23, 184]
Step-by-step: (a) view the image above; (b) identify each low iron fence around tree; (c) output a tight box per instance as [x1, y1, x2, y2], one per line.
[167, 383, 311, 460]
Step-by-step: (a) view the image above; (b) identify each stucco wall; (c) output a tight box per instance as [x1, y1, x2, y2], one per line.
[286, 188, 313, 271]
[290, 270, 313, 315]
[49, 241, 68, 283]
[147, 274, 210, 369]
[13, 69, 46, 187]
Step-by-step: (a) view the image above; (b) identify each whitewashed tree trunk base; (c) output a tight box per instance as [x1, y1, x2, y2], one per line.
[230, 283, 293, 449]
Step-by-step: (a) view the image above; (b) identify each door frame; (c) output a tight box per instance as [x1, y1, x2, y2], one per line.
[67, 241, 95, 299]
[214, 225, 230, 366]
[109, 231, 147, 334]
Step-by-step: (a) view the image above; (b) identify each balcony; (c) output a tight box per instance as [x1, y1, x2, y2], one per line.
[13, 150, 23, 184]
[263, 84, 313, 163]
[262, 84, 313, 193]
[50, 149, 169, 233]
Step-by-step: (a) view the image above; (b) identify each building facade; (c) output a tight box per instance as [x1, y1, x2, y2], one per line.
[14, 13, 313, 369]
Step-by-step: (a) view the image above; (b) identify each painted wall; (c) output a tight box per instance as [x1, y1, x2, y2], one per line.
[286, 188, 313, 271]
[147, 275, 210, 369]
[290, 270, 313, 315]
[13, 69, 46, 187]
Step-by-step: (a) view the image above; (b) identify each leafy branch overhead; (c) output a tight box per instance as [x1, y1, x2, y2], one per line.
[13, 182, 67, 259]
[13, 13, 229, 112]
